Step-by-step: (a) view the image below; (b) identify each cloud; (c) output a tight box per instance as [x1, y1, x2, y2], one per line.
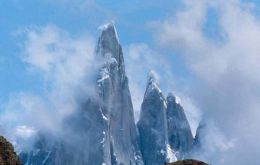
[124, 43, 161, 120]
[124, 43, 175, 120]
[152, 0, 260, 164]
[179, 96, 202, 137]
[15, 125, 36, 139]
[22, 24, 97, 97]
[192, 120, 235, 164]
[0, 24, 97, 150]
[124, 43, 202, 135]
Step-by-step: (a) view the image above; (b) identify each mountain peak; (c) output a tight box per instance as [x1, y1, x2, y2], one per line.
[148, 70, 159, 84]
[167, 92, 176, 102]
[98, 22, 119, 44]
[96, 22, 124, 72]
[98, 22, 116, 31]
[144, 71, 164, 100]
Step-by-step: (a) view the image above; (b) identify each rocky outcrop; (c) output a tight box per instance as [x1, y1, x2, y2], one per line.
[0, 136, 21, 165]
[165, 159, 208, 165]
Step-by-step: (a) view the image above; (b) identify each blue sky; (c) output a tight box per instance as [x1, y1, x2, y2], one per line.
[1, 0, 260, 164]
[0, 0, 185, 100]
[1, 0, 258, 99]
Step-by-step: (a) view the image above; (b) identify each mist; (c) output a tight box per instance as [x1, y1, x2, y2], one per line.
[0, 1, 259, 164]
[0, 24, 99, 151]
[152, 0, 260, 164]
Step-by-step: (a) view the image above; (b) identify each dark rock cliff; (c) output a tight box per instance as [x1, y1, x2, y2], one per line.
[165, 159, 208, 165]
[0, 136, 21, 165]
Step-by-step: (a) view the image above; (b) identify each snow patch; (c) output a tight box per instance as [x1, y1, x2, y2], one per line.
[41, 151, 51, 165]
[160, 149, 165, 155]
[175, 96, 181, 104]
[98, 69, 109, 83]
[167, 92, 181, 104]
[98, 22, 119, 42]
[98, 22, 114, 31]
[101, 113, 108, 121]
[166, 144, 177, 162]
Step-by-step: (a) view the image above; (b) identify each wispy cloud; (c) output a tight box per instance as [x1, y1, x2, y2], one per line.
[124, 43, 201, 133]
[0, 24, 97, 150]
[124, 43, 171, 119]
[152, 0, 260, 164]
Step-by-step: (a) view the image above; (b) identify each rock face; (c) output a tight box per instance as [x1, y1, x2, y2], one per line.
[165, 159, 208, 165]
[166, 93, 193, 159]
[192, 120, 207, 158]
[137, 73, 170, 165]
[138, 73, 194, 164]
[0, 136, 21, 165]
[19, 23, 195, 165]
[20, 23, 143, 165]
[95, 23, 143, 165]
[193, 121, 206, 150]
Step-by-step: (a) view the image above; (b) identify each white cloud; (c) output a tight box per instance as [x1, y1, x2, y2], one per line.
[22, 24, 98, 98]
[179, 96, 202, 137]
[15, 125, 36, 139]
[152, 0, 260, 164]
[124, 43, 179, 121]
[124, 43, 202, 137]
[125, 43, 161, 120]
[0, 24, 97, 150]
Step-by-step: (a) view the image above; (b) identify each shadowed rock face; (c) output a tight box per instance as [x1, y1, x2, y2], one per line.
[165, 159, 208, 165]
[0, 136, 21, 165]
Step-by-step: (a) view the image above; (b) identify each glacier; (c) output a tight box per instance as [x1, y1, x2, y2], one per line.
[19, 23, 196, 165]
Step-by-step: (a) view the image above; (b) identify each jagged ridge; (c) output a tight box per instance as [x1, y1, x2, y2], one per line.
[138, 72, 194, 165]
[18, 23, 197, 165]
